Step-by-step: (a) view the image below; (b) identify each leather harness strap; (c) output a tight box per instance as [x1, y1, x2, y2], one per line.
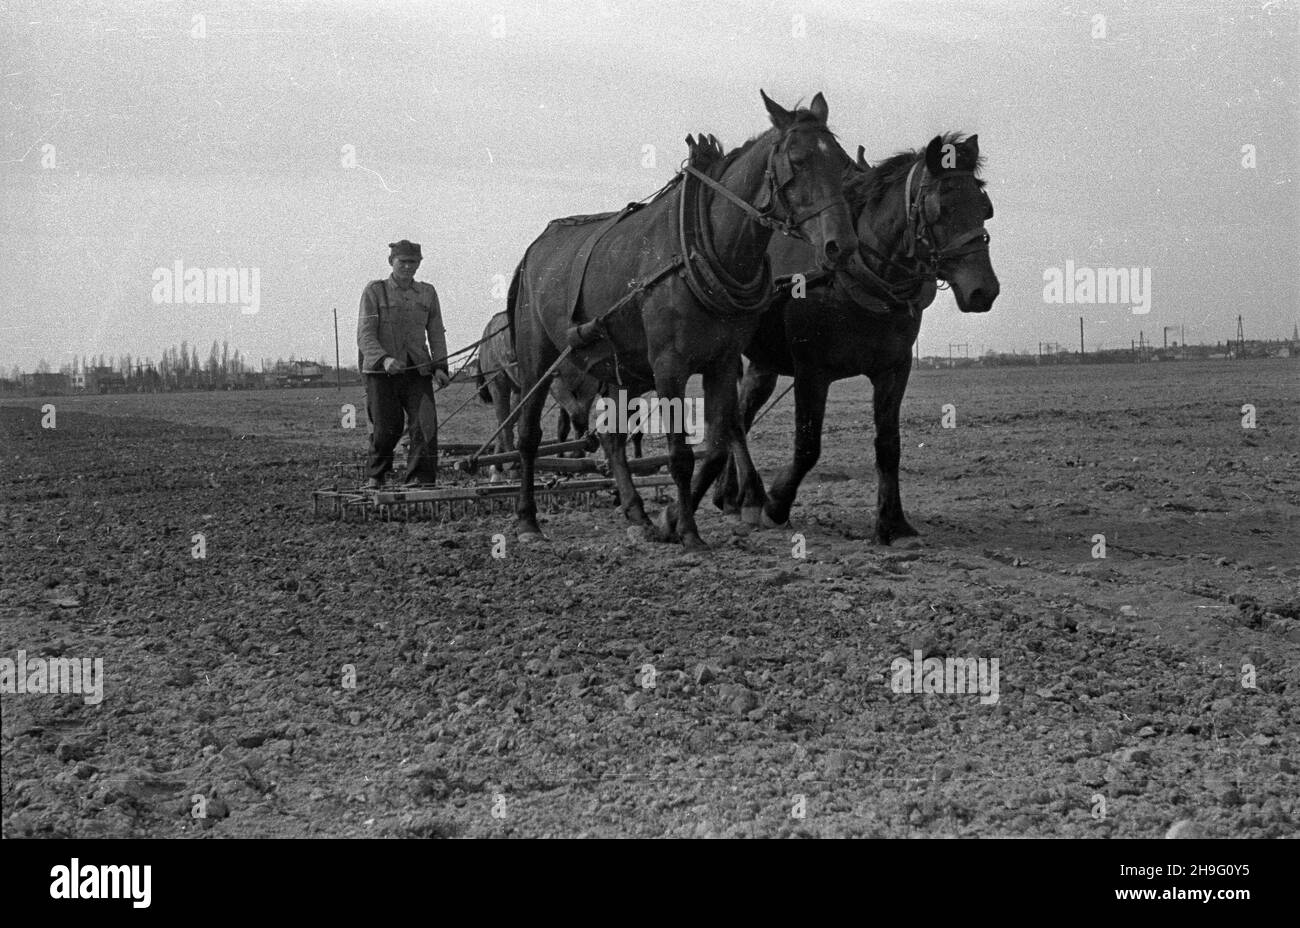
[677, 164, 773, 320]
[675, 122, 850, 319]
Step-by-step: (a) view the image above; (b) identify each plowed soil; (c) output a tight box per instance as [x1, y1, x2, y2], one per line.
[2, 360, 1296, 838]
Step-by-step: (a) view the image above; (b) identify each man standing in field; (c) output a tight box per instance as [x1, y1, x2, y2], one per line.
[357, 239, 452, 489]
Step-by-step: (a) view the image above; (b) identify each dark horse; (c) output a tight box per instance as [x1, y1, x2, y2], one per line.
[508, 91, 858, 549]
[717, 133, 1000, 543]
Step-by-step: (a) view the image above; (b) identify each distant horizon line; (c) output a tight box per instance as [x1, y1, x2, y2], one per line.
[6, 333, 1299, 377]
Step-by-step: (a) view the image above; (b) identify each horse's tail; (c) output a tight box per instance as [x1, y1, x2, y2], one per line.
[475, 364, 491, 404]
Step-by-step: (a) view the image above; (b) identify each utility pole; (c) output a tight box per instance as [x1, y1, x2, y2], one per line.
[333, 307, 341, 391]
[1236, 315, 1245, 357]
[1079, 316, 1085, 359]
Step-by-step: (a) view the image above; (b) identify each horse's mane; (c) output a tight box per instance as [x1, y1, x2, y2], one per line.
[845, 131, 985, 216]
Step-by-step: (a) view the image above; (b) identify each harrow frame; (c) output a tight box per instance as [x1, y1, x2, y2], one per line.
[312, 473, 675, 522]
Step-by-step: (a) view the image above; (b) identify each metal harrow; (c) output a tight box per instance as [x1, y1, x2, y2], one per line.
[312, 473, 675, 523]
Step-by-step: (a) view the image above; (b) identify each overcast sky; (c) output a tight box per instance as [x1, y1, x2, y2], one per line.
[1, 0, 1296, 371]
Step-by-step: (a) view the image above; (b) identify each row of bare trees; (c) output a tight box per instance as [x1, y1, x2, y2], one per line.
[8, 341, 316, 392]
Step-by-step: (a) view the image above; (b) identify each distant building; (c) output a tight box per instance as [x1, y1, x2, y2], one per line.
[22, 372, 68, 395]
[275, 361, 325, 387]
[89, 366, 127, 393]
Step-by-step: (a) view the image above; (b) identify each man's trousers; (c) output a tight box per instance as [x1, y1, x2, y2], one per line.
[365, 371, 438, 484]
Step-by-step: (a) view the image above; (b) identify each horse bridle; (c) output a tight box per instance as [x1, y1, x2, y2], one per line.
[684, 125, 849, 243]
[903, 161, 992, 271]
[843, 157, 992, 313]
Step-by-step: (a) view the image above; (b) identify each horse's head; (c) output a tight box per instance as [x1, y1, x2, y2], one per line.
[757, 90, 858, 269]
[916, 134, 999, 314]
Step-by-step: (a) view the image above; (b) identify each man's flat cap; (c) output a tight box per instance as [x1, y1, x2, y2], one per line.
[388, 240, 422, 259]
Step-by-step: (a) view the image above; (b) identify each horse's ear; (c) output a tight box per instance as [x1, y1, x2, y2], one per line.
[856, 145, 869, 170]
[761, 89, 792, 129]
[925, 135, 946, 173]
[685, 133, 696, 150]
[808, 92, 829, 124]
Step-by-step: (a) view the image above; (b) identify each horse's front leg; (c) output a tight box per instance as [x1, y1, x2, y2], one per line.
[688, 355, 761, 529]
[870, 360, 918, 544]
[764, 369, 829, 527]
[714, 361, 777, 515]
[597, 430, 649, 525]
[644, 364, 703, 549]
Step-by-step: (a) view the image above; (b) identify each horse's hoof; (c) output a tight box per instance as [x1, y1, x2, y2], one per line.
[682, 532, 710, 552]
[760, 508, 791, 530]
[516, 520, 545, 542]
[741, 505, 764, 526]
[624, 502, 651, 526]
[877, 520, 920, 545]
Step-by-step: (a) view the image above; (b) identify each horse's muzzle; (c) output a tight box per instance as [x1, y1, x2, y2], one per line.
[961, 282, 999, 314]
[822, 236, 855, 269]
